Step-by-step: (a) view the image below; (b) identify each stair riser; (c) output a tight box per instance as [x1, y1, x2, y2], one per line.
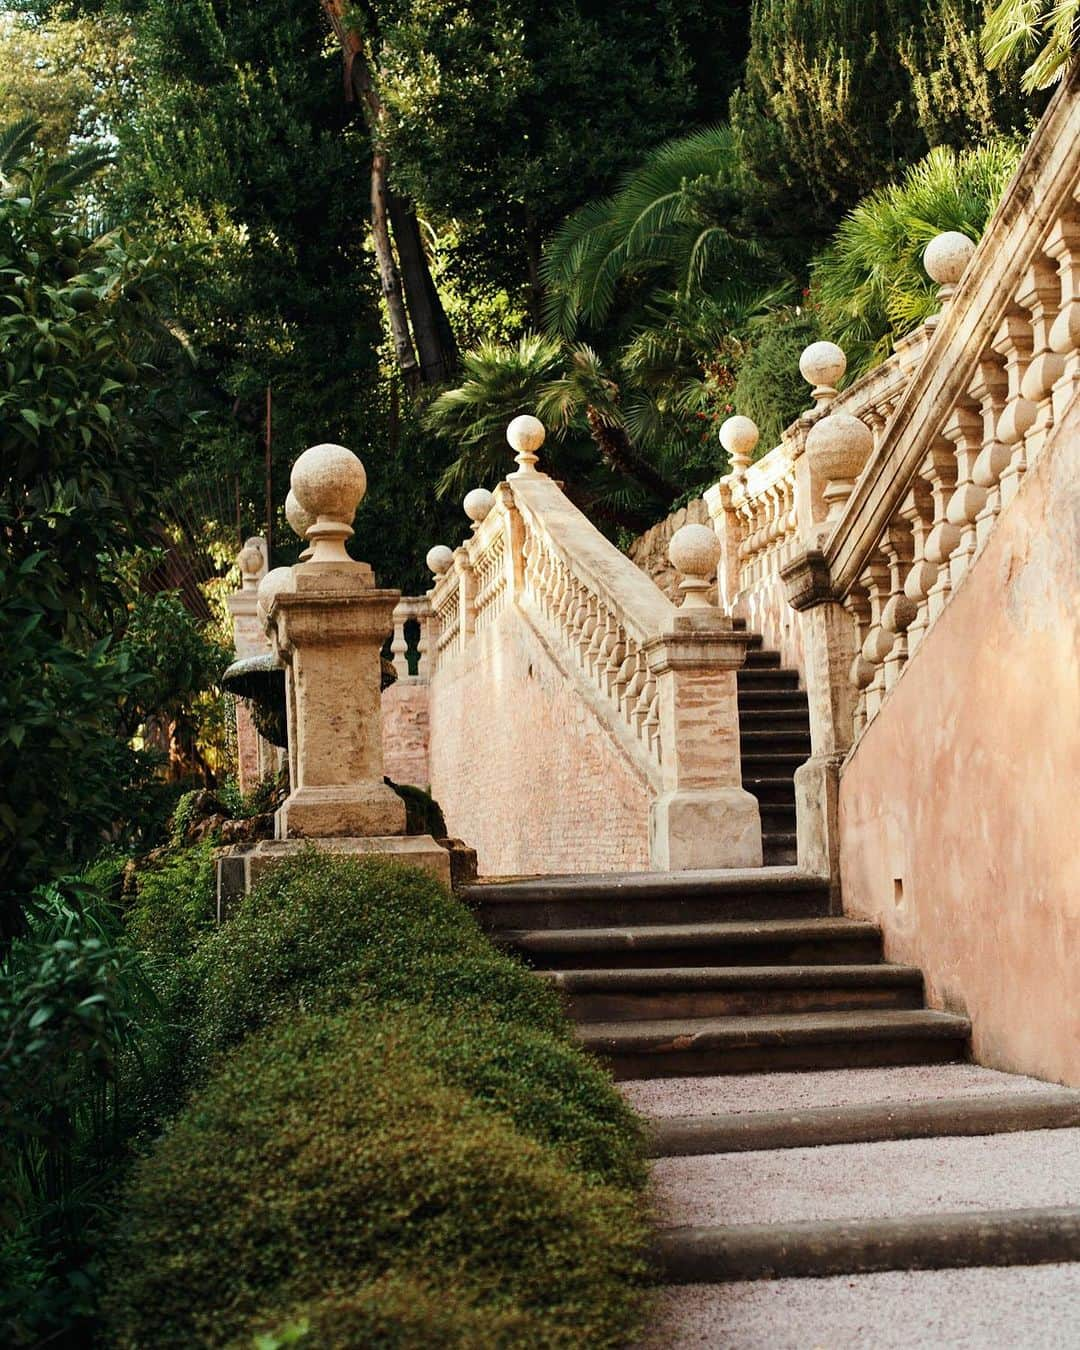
[743, 781, 797, 805]
[737, 672, 800, 691]
[506, 937, 885, 970]
[742, 738, 812, 757]
[594, 1035, 966, 1082]
[740, 711, 811, 729]
[474, 891, 829, 933]
[560, 985, 923, 1022]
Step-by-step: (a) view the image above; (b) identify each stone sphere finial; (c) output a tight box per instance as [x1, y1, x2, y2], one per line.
[256, 565, 294, 625]
[669, 523, 722, 609]
[923, 231, 976, 288]
[290, 443, 367, 564]
[719, 414, 759, 474]
[804, 410, 874, 532]
[285, 489, 313, 540]
[237, 536, 266, 591]
[463, 487, 495, 529]
[924, 231, 976, 314]
[426, 544, 455, 577]
[507, 414, 545, 475]
[800, 341, 846, 408]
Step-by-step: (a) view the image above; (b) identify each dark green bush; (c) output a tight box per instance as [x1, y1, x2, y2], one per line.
[124, 842, 216, 961]
[103, 1009, 649, 1349]
[732, 305, 822, 448]
[193, 851, 568, 1058]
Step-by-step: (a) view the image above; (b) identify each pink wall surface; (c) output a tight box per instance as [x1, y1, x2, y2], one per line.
[428, 607, 652, 877]
[381, 681, 430, 789]
[839, 407, 1080, 1085]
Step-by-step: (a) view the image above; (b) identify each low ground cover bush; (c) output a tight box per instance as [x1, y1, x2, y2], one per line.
[103, 1008, 649, 1349]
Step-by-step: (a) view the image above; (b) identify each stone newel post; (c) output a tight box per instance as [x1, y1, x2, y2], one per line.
[260, 443, 406, 840]
[647, 524, 763, 870]
[227, 536, 275, 790]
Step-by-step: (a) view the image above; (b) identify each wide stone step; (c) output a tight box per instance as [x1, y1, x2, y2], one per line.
[545, 964, 923, 1022]
[739, 707, 810, 729]
[464, 869, 830, 932]
[654, 1207, 1080, 1283]
[577, 1009, 970, 1080]
[742, 775, 797, 805]
[763, 833, 798, 867]
[741, 728, 812, 753]
[737, 688, 808, 711]
[500, 917, 884, 970]
[737, 668, 800, 691]
[741, 750, 808, 775]
[743, 650, 782, 669]
[647, 1089, 1080, 1156]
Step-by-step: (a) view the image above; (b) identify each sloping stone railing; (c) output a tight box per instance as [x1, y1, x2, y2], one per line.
[422, 423, 764, 876]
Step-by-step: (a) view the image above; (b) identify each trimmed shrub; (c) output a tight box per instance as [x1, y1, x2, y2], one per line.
[102, 1009, 649, 1349]
[123, 842, 216, 961]
[193, 850, 568, 1058]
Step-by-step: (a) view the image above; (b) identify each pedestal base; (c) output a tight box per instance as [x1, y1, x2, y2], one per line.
[649, 787, 763, 871]
[216, 834, 451, 919]
[794, 754, 843, 907]
[275, 782, 406, 839]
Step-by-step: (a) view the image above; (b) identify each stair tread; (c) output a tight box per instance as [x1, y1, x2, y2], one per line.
[504, 917, 879, 951]
[577, 1008, 971, 1048]
[463, 867, 827, 904]
[545, 964, 918, 991]
[646, 1090, 1080, 1156]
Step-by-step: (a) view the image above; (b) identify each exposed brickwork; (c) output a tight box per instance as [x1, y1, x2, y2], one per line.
[428, 608, 651, 876]
[381, 680, 431, 788]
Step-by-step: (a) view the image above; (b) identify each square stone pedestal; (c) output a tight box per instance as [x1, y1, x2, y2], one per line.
[216, 834, 452, 920]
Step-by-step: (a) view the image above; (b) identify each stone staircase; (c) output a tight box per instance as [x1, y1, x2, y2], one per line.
[736, 630, 807, 867]
[464, 868, 1080, 1341]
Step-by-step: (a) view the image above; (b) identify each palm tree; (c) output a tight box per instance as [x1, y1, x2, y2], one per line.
[983, 0, 1079, 91]
[811, 140, 1023, 375]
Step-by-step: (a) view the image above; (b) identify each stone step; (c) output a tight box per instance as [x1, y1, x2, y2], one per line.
[739, 707, 810, 729]
[741, 728, 812, 753]
[758, 802, 796, 830]
[742, 775, 797, 805]
[737, 668, 800, 691]
[743, 649, 782, 669]
[500, 916, 884, 970]
[741, 750, 808, 775]
[763, 838, 798, 867]
[464, 869, 830, 933]
[577, 1008, 971, 1080]
[640, 1264, 1080, 1349]
[737, 688, 808, 711]
[545, 964, 924, 1022]
[647, 1090, 1080, 1156]
[653, 1207, 1080, 1283]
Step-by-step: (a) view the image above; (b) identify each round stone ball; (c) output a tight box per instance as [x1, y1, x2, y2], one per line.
[285, 489, 313, 540]
[923, 231, 976, 287]
[290, 443, 367, 523]
[256, 565, 294, 621]
[237, 538, 264, 577]
[506, 414, 546, 454]
[463, 487, 495, 524]
[804, 410, 874, 482]
[669, 523, 722, 579]
[799, 341, 847, 390]
[426, 544, 455, 576]
[719, 414, 760, 460]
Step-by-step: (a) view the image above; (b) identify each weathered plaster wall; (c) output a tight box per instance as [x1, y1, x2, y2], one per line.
[381, 680, 430, 788]
[428, 606, 652, 876]
[839, 407, 1080, 1085]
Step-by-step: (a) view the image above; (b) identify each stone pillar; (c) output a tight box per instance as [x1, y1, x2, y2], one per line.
[646, 524, 762, 870]
[226, 536, 275, 791]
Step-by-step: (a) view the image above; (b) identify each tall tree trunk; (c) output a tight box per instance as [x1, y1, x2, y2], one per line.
[387, 194, 458, 383]
[322, 0, 457, 387]
[585, 408, 680, 506]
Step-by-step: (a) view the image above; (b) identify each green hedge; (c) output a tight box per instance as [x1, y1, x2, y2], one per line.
[103, 1009, 649, 1349]
[192, 850, 568, 1058]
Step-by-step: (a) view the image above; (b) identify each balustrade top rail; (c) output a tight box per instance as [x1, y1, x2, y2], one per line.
[826, 60, 1080, 595]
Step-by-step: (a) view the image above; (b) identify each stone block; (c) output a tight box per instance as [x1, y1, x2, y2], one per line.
[650, 788, 764, 871]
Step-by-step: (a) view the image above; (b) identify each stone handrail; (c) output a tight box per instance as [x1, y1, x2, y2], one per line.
[819, 62, 1080, 733]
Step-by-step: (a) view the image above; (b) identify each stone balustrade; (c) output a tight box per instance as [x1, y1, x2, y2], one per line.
[422, 418, 764, 873]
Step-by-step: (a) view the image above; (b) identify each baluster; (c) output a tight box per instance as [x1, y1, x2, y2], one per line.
[578, 594, 599, 673]
[857, 554, 892, 722]
[941, 399, 985, 588]
[879, 520, 915, 692]
[921, 441, 960, 625]
[843, 585, 873, 737]
[390, 604, 409, 678]
[586, 597, 607, 678]
[1017, 256, 1064, 463]
[992, 310, 1035, 510]
[416, 607, 430, 682]
[1045, 212, 1080, 425]
[644, 688, 661, 755]
[620, 642, 645, 724]
[634, 669, 657, 741]
[969, 354, 1010, 554]
[599, 613, 623, 696]
[900, 474, 935, 657]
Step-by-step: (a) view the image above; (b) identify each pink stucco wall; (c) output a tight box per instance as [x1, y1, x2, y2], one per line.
[839, 406, 1080, 1086]
[381, 681, 430, 789]
[427, 606, 652, 877]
